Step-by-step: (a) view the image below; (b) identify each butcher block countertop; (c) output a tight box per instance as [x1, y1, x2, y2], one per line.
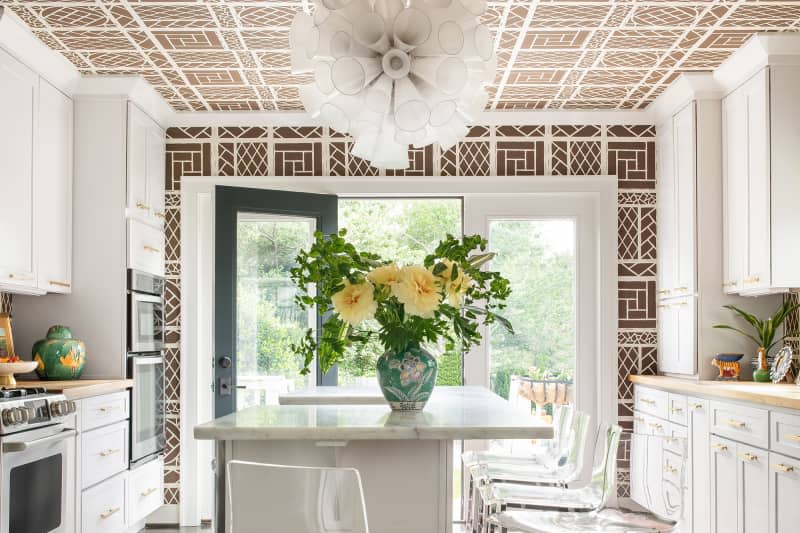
[15, 379, 133, 400]
[630, 374, 800, 411]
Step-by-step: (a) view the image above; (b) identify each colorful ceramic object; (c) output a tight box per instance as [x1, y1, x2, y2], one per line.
[32, 326, 86, 380]
[712, 353, 743, 380]
[376, 345, 438, 411]
[0, 361, 39, 386]
[753, 347, 771, 383]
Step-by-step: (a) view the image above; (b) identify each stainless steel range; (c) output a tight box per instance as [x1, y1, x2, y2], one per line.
[0, 387, 77, 533]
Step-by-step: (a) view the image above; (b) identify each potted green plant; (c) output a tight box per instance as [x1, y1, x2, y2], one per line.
[713, 300, 799, 382]
[290, 230, 513, 410]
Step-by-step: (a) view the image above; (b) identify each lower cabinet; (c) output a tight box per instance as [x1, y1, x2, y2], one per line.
[769, 452, 800, 533]
[710, 435, 738, 533]
[687, 397, 710, 533]
[737, 442, 769, 533]
[82, 471, 127, 533]
[128, 456, 165, 525]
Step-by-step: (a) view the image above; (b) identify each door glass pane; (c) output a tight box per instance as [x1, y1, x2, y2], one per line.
[488, 219, 576, 427]
[236, 212, 316, 409]
[10, 455, 63, 531]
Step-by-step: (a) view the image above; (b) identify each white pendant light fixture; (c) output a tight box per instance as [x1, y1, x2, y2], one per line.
[290, 0, 496, 170]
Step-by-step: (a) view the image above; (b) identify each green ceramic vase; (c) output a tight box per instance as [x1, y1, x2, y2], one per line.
[376, 345, 438, 411]
[32, 326, 86, 380]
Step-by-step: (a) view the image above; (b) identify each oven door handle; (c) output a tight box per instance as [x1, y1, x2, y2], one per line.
[2, 429, 77, 453]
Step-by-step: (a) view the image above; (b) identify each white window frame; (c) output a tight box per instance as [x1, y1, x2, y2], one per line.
[179, 175, 618, 526]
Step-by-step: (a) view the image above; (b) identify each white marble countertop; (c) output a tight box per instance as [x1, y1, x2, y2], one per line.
[279, 385, 385, 405]
[194, 386, 552, 441]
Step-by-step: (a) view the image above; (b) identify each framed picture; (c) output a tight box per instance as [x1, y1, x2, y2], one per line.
[0, 313, 13, 359]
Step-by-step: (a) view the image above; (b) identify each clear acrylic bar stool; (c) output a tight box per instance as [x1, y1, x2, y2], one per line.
[465, 411, 591, 532]
[475, 423, 623, 532]
[486, 433, 685, 533]
[226, 460, 370, 533]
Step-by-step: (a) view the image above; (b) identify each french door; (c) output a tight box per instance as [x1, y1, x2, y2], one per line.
[214, 186, 337, 418]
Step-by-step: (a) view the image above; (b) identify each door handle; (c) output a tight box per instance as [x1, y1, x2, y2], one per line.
[2, 429, 76, 453]
[219, 356, 232, 369]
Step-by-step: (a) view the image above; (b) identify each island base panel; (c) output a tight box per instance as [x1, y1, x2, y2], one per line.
[217, 439, 453, 533]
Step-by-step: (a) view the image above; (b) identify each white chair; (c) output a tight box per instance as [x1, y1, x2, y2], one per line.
[486, 433, 685, 533]
[226, 460, 370, 533]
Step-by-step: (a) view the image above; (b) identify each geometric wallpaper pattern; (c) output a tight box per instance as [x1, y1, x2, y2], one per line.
[164, 123, 657, 502]
[2, 0, 799, 111]
[0, 292, 10, 315]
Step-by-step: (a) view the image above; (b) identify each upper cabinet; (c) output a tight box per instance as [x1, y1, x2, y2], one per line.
[719, 35, 800, 295]
[127, 103, 166, 226]
[0, 47, 38, 292]
[35, 79, 73, 294]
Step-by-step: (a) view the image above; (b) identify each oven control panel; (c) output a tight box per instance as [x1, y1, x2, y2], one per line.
[0, 394, 75, 432]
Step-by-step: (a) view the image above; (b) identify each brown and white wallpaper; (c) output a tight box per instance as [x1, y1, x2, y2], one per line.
[163, 123, 656, 503]
[0, 292, 11, 315]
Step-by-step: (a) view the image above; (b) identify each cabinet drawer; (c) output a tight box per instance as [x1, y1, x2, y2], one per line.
[710, 400, 769, 448]
[662, 450, 684, 487]
[128, 219, 164, 276]
[668, 394, 687, 426]
[665, 423, 688, 457]
[82, 471, 127, 533]
[633, 410, 669, 436]
[82, 420, 129, 489]
[771, 411, 800, 460]
[80, 391, 129, 432]
[635, 386, 670, 419]
[128, 457, 164, 524]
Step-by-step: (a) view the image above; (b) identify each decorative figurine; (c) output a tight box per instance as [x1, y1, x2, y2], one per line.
[712, 353, 743, 380]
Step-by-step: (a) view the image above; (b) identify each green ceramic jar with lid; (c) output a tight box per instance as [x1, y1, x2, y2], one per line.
[32, 326, 86, 380]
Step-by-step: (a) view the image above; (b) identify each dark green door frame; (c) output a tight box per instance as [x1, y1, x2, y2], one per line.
[214, 185, 338, 418]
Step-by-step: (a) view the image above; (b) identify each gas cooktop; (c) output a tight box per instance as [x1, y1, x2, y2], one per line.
[0, 387, 48, 400]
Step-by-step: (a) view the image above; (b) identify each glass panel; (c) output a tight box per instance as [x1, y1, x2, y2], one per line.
[136, 300, 163, 344]
[236, 212, 316, 409]
[10, 454, 63, 531]
[337, 198, 463, 387]
[488, 219, 576, 430]
[134, 360, 164, 444]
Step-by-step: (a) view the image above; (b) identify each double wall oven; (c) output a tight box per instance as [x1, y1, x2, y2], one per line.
[127, 269, 166, 466]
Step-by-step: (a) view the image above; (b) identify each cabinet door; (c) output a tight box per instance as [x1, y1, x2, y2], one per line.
[631, 414, 648, 507]
[672, 103, 696, 297]
[737, 442, 769, 533]
[769, 453, 800, 533]
[35, 79, 73, 293]
[742, 68, 771, 292]
[128, 219, 164, 276]
[127, 103, 150, 216]
[722, 90, 748, 294]
[688, 398, 710, 533]
[145, 122, 165, 222]
[656, 118, 677, 298]
[674, 296, 696, 375]
[710, 436, 738, 533]
[0, 48, 37, 288]
[657, 301, 677, 373]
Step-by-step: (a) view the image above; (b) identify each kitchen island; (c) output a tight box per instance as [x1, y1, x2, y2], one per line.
[194, 386, 551, 533]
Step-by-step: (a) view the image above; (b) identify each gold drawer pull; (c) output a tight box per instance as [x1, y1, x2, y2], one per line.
[675, 286, 688, 292]
[725, 419, 747, 429]
[738, 452, 759, 462]
[672, 301, 688, 306]
[663, 465, 678, 474]
[649, 422, 664, 430]
[97, 405, 119, 413]
[7, 273, 33, 281]
[141, 487, 158, 497]
[640, 399, 656, 405]
[690, 403, 703, 410]
[787, 434, 800, 442]
[772, 463, 795, 473]
[99, 448, 120, 457]
[136, 202, 150, 211]
[656, 289, 671, 295]
[658, 304, 671, 309]
[100, 507, 120, 520]
[711, 443, 728, 452]
[155, 211, 166, 219]
[744, 275, 761, 284]
[143, 245, 161, 254]
[722, 280, 738, 288]
[48, 280, 71, 288]
[634, 416, 645, 423]
[671, 407, 683, 414]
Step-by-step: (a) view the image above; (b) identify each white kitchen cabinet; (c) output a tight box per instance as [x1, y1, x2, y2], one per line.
[0, 47, 38, 292]
[128, 457, 164, 525]
[721, 63, 800, 294]
[34, 78, 73, 293]
[128, 219, 165, 277]
[769, 452, 800, 533]
[687, 397, 710, 533]
[738, 442, 769, 533]
[81, 471, 127, 533]
[710, 435, 738, 533]
[127, 103, 165, 225]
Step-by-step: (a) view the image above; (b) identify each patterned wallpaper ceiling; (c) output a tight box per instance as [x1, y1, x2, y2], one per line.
[3, 0, 800, 112]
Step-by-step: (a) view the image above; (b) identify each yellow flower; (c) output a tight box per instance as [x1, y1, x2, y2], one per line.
[367, 263, 401, 286]
[331, 280, 377, 326]
[435, 259, 473, 307]
[34, 353, 44, 371]
[391, 265, 442, 318]
[59, 348, 82, 370]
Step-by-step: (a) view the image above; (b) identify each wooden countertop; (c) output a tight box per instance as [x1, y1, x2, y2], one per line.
[629, 374, 800, 411]
[14, 379, 133, 400]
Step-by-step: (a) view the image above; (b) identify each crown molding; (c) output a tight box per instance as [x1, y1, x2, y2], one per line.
[73, 76, 175, 128]
[168, 108, 654, 128]
[650, 72, 722, 125]
[715, 33, 800, 93]
[0, 7, 81, 96]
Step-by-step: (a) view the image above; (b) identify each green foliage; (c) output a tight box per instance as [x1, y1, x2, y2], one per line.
[290, 230, 514, 376]
[714, 300, 800, 354]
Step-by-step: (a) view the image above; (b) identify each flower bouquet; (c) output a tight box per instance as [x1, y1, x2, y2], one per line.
[290, 230, 513, 410]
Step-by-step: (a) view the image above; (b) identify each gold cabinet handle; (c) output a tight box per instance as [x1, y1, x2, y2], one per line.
[786, 434, 800, 443]
[640, 398, 656, 405]
[634, 416, 645, 423]
[738, 452, 759, 462]
[143, 245, 161, 254]
[155, 211, 166, 219]
[671, 407, 684, 414]
[744, 275, 761, 284]
[48, 280, 71, 288]
[772, 463, 795, 473]
[675, 286, 688, 292]
[672, 301, 688, 306]
[663, 465, 678, 474]
[711, 443, 729, 452]
[141, 487, 158, 497]
[97, 405, 119, 413]
[690, 402, 703, 410]
[658, 304, 671, 309]
[7, 273, 33, 281]
[725, 419, 747, 429]
[100, 507, 120, 520]
[99, 448, 120, 457]
[136, 202, 150, 211]
[649, 422, 664, 430]
[656, 289, 671, 295]
[722, 280, 738, 288]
